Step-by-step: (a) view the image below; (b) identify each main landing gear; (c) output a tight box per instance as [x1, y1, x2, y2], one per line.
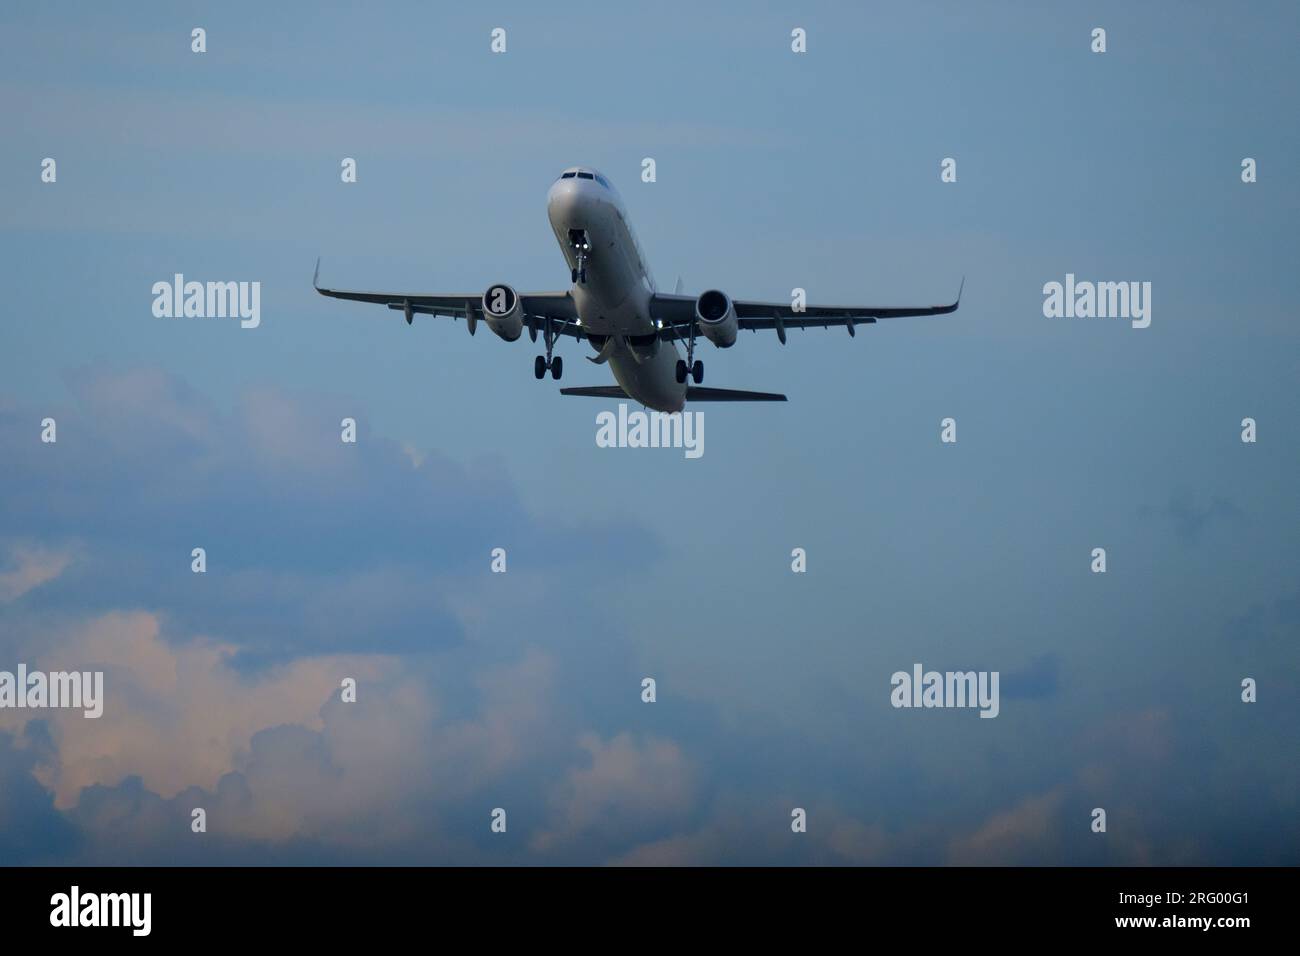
[674, 321, 704, 384]
[535, 354, 563, 380]
[534, 316, 566, 380]
[568, 229, 590, 284]
[674, 358, 703, 384]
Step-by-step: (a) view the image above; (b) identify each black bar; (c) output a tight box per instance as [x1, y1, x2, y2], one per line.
[0, 866, 1284, 942]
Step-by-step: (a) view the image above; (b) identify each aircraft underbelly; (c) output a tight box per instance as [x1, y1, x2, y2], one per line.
[572, 208, 652, 331]
[552, 186, 685, 411]
[609, 345, 685, 413]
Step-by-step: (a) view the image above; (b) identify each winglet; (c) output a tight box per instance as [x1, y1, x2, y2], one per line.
[312, 256, 322, 291]
[940, 275, 964, 315]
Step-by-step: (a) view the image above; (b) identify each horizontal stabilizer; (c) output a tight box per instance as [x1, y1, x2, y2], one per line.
[558, 386, 629, 399]
[559, 385, 787, 403]
[685, 386, 786, 402]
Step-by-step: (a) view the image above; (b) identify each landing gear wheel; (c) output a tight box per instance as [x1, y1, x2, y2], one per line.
[675, 359, 687, 384]
[568, 230, 591, 285]
[692, 360, 703, 384]
[537, 314, 573, 383]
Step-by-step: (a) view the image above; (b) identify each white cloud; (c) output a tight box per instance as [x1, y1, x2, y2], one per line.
[0, 610, 400, 809]
[532, 732, 695, 853]
[0, 542, 74, 602]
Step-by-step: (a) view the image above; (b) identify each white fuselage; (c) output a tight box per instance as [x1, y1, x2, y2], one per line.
[546, 169, 687, 412]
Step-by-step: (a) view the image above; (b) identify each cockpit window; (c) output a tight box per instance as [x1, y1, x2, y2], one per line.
[594, 174, 609, 188]
[577, 171, 594, 180]
[560, 171, 576, 179]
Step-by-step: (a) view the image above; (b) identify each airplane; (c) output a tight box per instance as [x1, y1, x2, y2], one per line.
[313, 166, 962, 412]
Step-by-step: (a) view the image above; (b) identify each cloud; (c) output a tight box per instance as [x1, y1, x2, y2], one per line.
[0, 541, 74, 602]
[949, 789, 1066, 865]
[0, 367, 664, 861]
[609, 801, 903, 867]
[0, 728, 81, 863]
[0, 609, 401, 809]
[532, 733, 696, 855]
[0, 366, 1296, 865]
[0, 611, 563, 860]
[0, 366, 657, 665]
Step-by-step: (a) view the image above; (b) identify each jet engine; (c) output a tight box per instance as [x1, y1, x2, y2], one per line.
[695, 289, 737, 348]
[481, 284, 524, 341]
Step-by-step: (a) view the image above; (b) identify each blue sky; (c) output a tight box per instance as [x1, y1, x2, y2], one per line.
[1, 1, 1297, 864]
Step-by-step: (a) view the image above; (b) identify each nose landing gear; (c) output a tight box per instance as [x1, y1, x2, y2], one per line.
[568, 229, 590, 284]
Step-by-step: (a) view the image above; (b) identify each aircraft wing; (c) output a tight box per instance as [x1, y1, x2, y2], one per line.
[648, 279, 962, 339]
[312, 260, 581, 336]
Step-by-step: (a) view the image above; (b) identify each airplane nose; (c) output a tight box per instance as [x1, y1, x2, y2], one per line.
[547, 178, 594, 227]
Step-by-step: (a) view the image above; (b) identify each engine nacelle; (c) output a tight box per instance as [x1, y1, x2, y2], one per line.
[695, 289, 737, 348]
[482, 284, 523, 341]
